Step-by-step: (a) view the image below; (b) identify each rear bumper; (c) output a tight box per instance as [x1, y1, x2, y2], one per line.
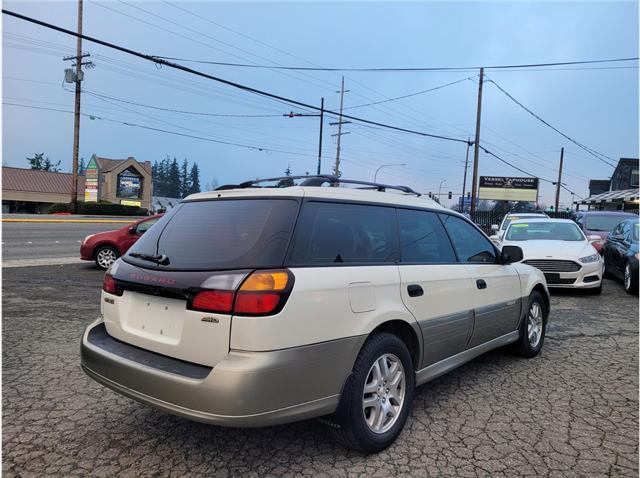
[81, 319, 364, 427]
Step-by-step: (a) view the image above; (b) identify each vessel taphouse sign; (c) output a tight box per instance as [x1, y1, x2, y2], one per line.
[478, 176, 539, 201]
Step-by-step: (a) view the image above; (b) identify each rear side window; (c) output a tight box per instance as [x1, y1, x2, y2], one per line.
[439, 214, 497, 263]
[289, 202, 398, 265]
[398, 209, 456, 263]
[126, 199, 299, 270]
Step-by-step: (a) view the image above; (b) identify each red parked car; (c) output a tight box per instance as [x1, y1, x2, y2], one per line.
[80, 215, 163, 269]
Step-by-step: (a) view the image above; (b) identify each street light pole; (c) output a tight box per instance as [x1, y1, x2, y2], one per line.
[373, 163, 406, 183]
[438, 179, 447, 203]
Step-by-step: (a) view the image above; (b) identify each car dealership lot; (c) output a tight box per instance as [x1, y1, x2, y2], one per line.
[3, 263, 638, 477]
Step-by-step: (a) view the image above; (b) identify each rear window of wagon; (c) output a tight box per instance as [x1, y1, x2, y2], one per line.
[124, 198, 299, 270]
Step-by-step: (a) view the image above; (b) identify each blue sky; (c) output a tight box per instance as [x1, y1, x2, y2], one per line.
[3, 1, 638, 207]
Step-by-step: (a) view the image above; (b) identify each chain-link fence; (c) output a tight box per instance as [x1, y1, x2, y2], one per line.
[469, 211, 574, 235]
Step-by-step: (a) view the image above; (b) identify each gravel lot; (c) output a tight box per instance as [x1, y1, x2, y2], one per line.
[3, 263, 638, 477]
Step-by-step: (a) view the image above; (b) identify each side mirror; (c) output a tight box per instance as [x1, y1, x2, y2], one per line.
[587, 234, 602, 243]
[128, 226, 137, 235]
[501, 245, 523, 264]
[491, 224, 499, 232]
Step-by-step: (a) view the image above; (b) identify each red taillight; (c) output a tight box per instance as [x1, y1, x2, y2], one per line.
[191, 290, 233, 313]
[102, 273, 121, 296]
[188, 270, 294, 316]
[234, 292, 280, 314]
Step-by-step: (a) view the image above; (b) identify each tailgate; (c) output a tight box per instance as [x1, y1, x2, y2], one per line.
[102, 290, 231, 367]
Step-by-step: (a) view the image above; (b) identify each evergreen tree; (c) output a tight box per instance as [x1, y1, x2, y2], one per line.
[167, 158, 181, 197]
[204, 178, 219, 191]
[180, 158, 190, 198]
[26, 153, 61, 172]
[188, 163, 201, 195]
[276, 165, 294, 187]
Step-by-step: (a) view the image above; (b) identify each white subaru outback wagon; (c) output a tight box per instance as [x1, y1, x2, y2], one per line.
[81, 175, 550, 453]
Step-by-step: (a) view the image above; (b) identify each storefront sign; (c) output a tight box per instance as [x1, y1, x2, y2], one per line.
[84, 157, 99, 202]
[479, 176, 539, 201]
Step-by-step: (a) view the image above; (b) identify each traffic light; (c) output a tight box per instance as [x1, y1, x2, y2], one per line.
[448, 191, 452, 199]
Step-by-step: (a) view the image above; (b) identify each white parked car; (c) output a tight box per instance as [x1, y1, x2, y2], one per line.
[81, 175, 550, 453]
[490, 212, 550, 243]
[501, 218, 603, 294]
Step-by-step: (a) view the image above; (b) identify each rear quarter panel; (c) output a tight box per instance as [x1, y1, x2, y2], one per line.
[230, 266, 416, 351]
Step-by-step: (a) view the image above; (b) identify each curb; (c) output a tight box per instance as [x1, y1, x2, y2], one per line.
[2, 257, 84, 268]
[2, 219, 132, 223]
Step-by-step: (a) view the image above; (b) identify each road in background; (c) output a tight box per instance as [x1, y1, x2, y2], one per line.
[2, 217, 139, 260]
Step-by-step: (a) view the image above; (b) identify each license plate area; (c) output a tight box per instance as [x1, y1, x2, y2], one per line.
[544, 273, 560, 280]
[124, 294, 185, 344]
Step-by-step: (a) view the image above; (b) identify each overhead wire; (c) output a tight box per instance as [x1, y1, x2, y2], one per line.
[485, 76, 618, 166]
[151, 56, 640, 72]
[2, 9, 471, 145]
[158, 1, 475, 139]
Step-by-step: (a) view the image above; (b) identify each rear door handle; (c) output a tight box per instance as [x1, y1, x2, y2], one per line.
[476, 279, 487, 290]
[407, 284, 424, 297]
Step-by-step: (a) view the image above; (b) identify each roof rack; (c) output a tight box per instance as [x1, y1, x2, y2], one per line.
[215, 174, 421, 196]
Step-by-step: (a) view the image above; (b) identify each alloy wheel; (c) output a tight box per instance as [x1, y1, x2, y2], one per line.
[527, 302, 543, 348]
[362, 353, 406, 434]
[97, 248, 117, 269]
[624, 264, 632, 290]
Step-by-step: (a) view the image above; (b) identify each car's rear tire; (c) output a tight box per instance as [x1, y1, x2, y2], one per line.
[510, 291, 547, 358]
[624, 262, 638, 295]
[330, 332, 415, 454]
[94, 245, 119, 270]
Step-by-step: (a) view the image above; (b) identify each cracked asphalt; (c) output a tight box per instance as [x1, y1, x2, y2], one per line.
[3, 263, 638, 477]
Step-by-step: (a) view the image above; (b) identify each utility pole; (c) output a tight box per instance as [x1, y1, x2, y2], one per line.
[63, 0, 93, 213]
[284, 97, 325, 175]
[331, 76, 350, 178]
[470, 68, 484, 216]
[554, 147, 564, 213]
[461, 137, 472, 211]
[317, 97, 324, 175]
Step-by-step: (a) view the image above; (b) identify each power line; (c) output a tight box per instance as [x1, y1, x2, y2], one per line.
[158, 2, 478, 139]
[486, 77, 618, 167]
[1, 8, 470, 145]
[79, 89, 285, 117]
[3, 101, 320, 158]
[343, 77, 474, 110]
[5, 100, 434, 182]
[151, 56, 639, 72]
[102, 0, 339, 94]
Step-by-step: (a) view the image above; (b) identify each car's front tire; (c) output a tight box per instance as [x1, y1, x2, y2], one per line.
[586, 280, 603, 295]
[331, 332, 415, 454]
[510, 291, 547, 358]
[94, 245, 119, 270]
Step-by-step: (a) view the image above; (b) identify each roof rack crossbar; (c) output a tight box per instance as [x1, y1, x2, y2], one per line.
[215, 175, 421, 196]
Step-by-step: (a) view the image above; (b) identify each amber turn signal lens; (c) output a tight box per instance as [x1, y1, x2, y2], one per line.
[240, 271, 289, 291]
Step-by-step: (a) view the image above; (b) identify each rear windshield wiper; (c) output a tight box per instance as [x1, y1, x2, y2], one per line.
[129, 252, 170, 266]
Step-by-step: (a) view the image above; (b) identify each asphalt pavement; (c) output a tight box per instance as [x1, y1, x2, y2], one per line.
[2, 263, 638, 477]
[2, 216, 140, 261]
